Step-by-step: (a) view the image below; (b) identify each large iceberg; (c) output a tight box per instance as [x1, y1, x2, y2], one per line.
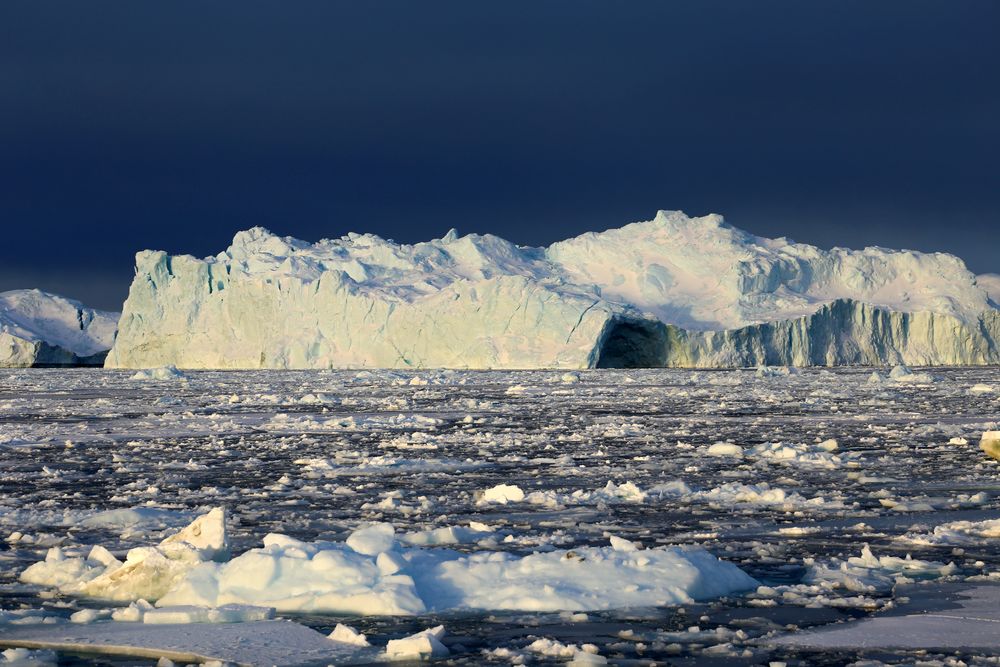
[106, 227, 664, 369]
[1, 289, 118, 367]
[105, 211, 999, 369]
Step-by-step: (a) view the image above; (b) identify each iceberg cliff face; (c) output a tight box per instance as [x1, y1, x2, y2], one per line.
[106, 212, 998, 369]
[106, 235, 661, 369]
[1, 290, 119, 367]
[663, 300, 1000, 368]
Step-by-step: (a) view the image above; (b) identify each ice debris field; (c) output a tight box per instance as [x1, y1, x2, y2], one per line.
[1, 366, 1000, 665]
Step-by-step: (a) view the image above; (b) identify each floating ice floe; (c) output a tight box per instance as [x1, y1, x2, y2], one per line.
[526, 637, 606, 665]
[747, 439, 853, 469]
[706, 442, 744, 458]
[981, 430, 1000, 461]
[129, 366, 187, 381]
[746, 545, 956, 611]
[699, 439, 851, 468]
[328, 623, 370, 647]
[385, 625, 449, 661]
[477, 483, 525, 505]
[901, 517, 1000, 546]
[21, 513, 757, 615]
[804, 545, 955, 595]
[869, 365, 939, 386]
[399, 523, 495, 546]
[21, 508, 228, 602]
[755, 366, 799, 378]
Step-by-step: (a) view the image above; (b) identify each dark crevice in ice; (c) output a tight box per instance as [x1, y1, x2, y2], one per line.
[594, 319, 667, 368]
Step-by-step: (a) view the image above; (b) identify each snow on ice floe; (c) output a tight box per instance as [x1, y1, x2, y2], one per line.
[0, 619, 377, 666]
[769, 583, 1000, 651]
[0, 290, 118, 368]
[21, 514, 757, 615]
[104, 211, 1000, 369]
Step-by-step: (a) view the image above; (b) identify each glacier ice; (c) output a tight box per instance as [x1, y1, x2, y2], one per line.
[104, 211, 1000, 369]
[1, 290, 118, 367]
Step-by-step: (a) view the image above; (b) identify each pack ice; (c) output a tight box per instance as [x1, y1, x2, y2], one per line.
[105, 211, 1000, 369]
[0, 290, 118, 367]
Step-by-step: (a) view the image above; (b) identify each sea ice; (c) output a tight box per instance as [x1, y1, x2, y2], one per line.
[24, 520, 757, 615]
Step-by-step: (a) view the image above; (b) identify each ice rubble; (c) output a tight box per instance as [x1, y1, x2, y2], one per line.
[902, 518, 1000, 546]
[0, 290, 118, 368]
[20, 508, 228, 602]
[700, 439, 853, 469]
[745, 545, 957, 612]
[105, 210, 1000, 369]
[21, 512, 757, 615]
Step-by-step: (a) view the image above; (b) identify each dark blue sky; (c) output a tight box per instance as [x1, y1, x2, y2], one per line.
[2, 1, 998, 310]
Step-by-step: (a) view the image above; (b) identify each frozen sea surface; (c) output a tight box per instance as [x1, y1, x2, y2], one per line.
[1, 367, 999, 665]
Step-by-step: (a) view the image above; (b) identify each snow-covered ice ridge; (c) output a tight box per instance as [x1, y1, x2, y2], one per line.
[1, 290, 118, 367]
[106, 211, 1000, 368]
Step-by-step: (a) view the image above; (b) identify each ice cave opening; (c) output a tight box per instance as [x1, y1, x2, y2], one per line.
[594, 319, 667, 368]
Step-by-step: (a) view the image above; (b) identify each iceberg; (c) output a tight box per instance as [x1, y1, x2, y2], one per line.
[0, 290, 118, 367]
[105, 211, 999, 369]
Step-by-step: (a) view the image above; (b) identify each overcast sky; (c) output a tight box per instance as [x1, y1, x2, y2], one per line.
[1, 1, 998, 310]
